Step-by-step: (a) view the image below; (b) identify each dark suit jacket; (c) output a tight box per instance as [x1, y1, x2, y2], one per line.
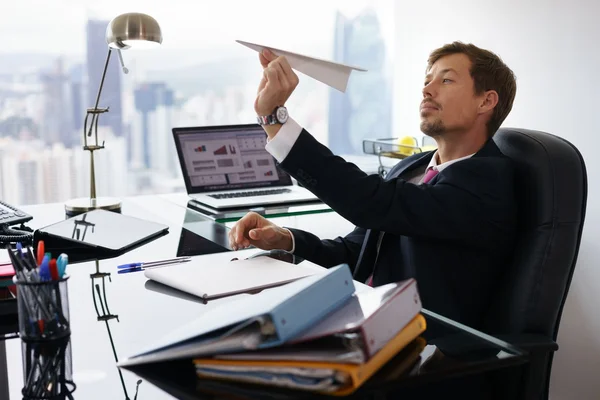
[281, 130, 517, 330]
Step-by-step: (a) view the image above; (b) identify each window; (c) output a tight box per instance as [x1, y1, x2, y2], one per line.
[0, 0, 394, 205]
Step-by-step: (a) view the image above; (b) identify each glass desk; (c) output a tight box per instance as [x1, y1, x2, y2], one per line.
[124, 308, 527, 400]
[186, 197, 333, 223]
[0, 195, 527, 399]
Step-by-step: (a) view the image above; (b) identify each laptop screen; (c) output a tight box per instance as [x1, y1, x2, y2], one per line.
[173, 124, 293, 194]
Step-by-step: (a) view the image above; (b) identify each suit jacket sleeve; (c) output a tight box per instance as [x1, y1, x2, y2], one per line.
[280, 129, 515, 248]
[286, 226, 366, 269]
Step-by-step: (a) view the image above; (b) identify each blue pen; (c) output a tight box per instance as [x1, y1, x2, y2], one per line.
[39, 255, 51, 281]
[117, 256, 191, 270]
[118, 267, 144, 274]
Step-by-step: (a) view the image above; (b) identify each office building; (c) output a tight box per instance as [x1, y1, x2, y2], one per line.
[0, 132, 128, 205]
[90, 133, 129, 199]
[328, 8, 392, 155]
[133, 82, 175, 172]
[0, 140, 45, 205]
[41, 144, 74, 203]
[39, 58, 77, 147]
[69, 63, 86, 134]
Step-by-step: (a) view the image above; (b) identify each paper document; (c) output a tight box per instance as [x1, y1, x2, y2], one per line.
[144, 256, 321, 300]
[236, 40, 367, 92]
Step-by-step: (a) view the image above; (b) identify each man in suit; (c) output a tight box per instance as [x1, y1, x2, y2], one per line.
[229, 42, 518, 331]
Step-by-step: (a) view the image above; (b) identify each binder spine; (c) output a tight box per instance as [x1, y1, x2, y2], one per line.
[270, 264, 355, 343]
[361, 279, 421, 358]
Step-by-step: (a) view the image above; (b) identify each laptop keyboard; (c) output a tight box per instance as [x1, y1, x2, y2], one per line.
[208, 188, 292, 199]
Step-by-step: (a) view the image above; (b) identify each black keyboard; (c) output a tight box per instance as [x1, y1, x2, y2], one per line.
[0, 200, 33, 226]
[208, 188, 292, 199]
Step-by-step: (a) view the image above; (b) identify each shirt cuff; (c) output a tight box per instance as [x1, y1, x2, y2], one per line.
[264, 117, 302, 163]
[283, 228, 295, 253]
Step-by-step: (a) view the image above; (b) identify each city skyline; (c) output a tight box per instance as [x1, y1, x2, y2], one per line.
[328, 7, 392, 155]
[0, 1, 394, 206]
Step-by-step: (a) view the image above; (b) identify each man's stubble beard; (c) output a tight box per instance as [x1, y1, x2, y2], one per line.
[420, 118, 445, 137]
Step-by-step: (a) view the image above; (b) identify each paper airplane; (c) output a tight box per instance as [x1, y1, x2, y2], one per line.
[236, 39, 367, 93]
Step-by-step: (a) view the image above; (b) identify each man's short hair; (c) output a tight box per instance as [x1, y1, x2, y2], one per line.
[427, 42, 517, 137]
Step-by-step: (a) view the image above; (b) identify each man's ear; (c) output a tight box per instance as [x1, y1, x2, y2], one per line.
[478, 90, 499, 115]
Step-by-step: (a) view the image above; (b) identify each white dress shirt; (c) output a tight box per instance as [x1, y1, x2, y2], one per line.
[264, 117, 303, 163]
[417, 149, 474, 183]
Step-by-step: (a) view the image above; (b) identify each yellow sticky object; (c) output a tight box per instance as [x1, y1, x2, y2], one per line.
[396, 136, 419, 156]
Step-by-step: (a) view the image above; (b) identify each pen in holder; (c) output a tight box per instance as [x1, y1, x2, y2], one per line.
[21, 334, 76, 399]
[14, 275, 71, 341]
[7, 243, 71, 341]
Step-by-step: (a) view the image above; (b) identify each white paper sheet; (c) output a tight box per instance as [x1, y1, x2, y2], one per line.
[236, 39, 367, 92]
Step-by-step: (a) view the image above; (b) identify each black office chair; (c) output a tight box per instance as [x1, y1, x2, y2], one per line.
[485, 128, 588, 400]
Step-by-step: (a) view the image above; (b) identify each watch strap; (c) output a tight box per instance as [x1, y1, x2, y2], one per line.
[256, 113, 279, 125]
[257, 106, 287, 125]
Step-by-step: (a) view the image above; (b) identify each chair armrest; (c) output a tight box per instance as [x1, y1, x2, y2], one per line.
[496, 333, 558, 352]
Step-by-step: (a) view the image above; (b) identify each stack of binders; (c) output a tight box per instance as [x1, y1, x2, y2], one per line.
[119, 264, 425, 395]
[193, 280, 425, 395]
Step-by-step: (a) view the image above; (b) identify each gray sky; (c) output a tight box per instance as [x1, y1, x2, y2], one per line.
[1, 0, 394, 56]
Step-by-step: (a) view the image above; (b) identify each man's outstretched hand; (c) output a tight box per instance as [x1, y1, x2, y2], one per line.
[254, 49, 299, 138]
[228, 211, 293, 251]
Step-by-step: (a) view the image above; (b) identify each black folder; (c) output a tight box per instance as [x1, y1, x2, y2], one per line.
[34, 209, 169, 263]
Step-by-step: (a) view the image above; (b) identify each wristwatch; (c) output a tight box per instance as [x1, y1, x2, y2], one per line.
[257, 106, 288, 126]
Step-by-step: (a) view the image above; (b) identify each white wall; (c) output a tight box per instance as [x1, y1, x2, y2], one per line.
[393, 1, 600, 399]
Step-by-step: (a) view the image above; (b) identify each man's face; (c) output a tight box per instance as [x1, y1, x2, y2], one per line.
[420, 53, 482, 137]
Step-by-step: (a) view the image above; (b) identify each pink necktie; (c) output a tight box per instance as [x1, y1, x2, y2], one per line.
[422, 167, 439, 184]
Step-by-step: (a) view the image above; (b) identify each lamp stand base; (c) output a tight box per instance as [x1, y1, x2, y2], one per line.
[64, 197, 122, 217]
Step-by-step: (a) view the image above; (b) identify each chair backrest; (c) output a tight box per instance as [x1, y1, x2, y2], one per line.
[486, 128, 587, 340]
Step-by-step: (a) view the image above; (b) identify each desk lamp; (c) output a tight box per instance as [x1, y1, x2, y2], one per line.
[65, 12, 163, 216]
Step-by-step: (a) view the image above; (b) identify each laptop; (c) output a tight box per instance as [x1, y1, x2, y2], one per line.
[173, 124, 320, 210]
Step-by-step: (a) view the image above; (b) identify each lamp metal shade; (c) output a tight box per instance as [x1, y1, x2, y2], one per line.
[106, 12, 162, 49]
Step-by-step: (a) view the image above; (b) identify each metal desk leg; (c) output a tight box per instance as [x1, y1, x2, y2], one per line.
[0, 340, 9, 400]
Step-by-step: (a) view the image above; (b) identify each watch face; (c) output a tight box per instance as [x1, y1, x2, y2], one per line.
[276, 107, 288, 123]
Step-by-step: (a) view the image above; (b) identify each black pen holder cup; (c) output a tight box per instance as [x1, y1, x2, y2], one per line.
[13, 275, 71, 341]
[21, 335, 76, 399]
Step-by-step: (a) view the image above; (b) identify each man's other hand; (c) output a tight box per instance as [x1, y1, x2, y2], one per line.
[228, 212, 293, 251]
[254, 49, 299, 117]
